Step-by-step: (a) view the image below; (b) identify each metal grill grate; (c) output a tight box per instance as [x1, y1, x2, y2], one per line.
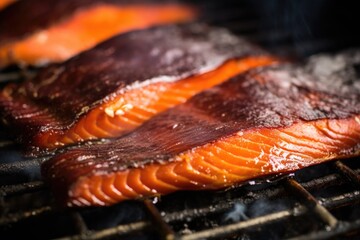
[0, 153, 359, 239]
[1, 0, 360, 239]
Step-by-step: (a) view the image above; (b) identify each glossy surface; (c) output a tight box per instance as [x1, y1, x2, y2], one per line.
[0, 0, 195, 67]
[0, 24, 266, 152]
[42, 52, 360, 206]
[65, 117, 360, 206]
[35, 56, 277, 149]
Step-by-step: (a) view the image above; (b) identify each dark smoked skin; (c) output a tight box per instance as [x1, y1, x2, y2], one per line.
[0, 24, 265, 150]
[0, 0, 183, 45]
[42, 52, 360, 205]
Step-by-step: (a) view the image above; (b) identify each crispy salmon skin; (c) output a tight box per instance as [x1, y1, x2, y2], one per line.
[0, 24, 276, 154]
[42, 50, 360, 207]
[0, 0, 196, 67]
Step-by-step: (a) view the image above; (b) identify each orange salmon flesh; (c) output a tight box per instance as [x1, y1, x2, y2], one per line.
[0, 4, 196, 67]
[34, 56, 278, 149]
[68, 116, 360, 206]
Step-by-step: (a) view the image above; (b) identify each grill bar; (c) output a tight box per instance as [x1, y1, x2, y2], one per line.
[143, 200, 176, 240]
[0, 161, 358, 234]
[16, 165, 353, 240]
[0, 159, 45, 177]
[55, 221, 150, 240]
[0, 181, 45, 195]
[21, 183, 357, 240]
[322, 190, 360, 209]
[71, 212, 89, 237]
[334, 161, 360, 186]
[1, 1, 360, 239]
[179, 206, 307, 240]
[0, 206, 52, 225]
[286, 179, 338, 228]
[288, 220, 360, 240]
[162, 170, 359, 223]
[175, 176, 359, 240]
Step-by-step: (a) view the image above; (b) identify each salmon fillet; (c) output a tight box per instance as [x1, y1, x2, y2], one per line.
[0, 0, 14, 10]
[42, 51, 360, 207]
[0, 24, 275, 153]
[0, 0, 196, 67]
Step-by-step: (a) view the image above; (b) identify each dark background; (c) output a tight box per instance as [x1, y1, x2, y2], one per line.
[198, 0, 360, 57]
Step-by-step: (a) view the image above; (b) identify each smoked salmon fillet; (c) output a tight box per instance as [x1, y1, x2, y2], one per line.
[0, 24, 276, 153]
[42, 50, 360, 207]
[0, 0, 196, 67]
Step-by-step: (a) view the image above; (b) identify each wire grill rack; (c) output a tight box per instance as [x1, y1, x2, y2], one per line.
[0, 0, 360, 239]
[0, 151, 359, 239]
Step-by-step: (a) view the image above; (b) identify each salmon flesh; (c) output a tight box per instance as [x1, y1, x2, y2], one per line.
[42, 51, 360, 207]
[0, 24, 276, 154]
[0, 0, 196, 67]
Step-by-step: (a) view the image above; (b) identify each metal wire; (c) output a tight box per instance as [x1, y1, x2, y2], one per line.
[0, 181, 45, 195]
[0, 1, 359, 239]
[0, 161, 358, 238]
[55, 221, 150, 240]
[180, 207, 307, 240]
[0, 159, 46, 176]
[288, 220, 360, 240]
[0, 206, 53, 225]
[0, 161, 353, 240]
[334, 161, 360, 186]
[286, 179, 338, 228]
[144, 200, 176, 240]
